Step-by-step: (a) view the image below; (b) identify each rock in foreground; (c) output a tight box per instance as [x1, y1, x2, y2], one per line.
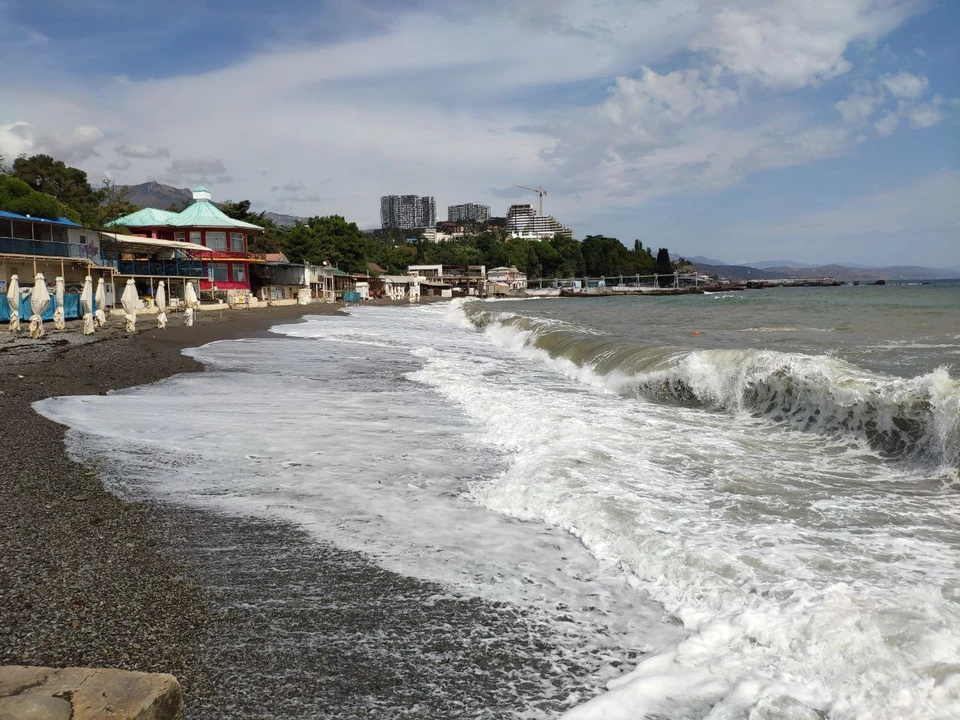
[0, 665, 183, 720]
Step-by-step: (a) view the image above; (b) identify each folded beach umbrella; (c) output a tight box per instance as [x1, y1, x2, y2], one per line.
[94, 278, 107, 327]
[53, 276, 66, 330]
[6, 274, 20, 333]
[184, 281, 198, 327]
[121, 279, 139, 333]
[29, 274, 50, 339]
[81, 276, 95, 335]
[156, 281, 167, 329]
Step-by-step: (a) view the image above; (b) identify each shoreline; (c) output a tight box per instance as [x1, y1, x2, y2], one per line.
[1, 301, 604, 717]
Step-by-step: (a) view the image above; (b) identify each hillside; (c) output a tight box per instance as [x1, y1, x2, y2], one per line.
[118, 182, 304, 226]
[694, 261, 959, 282]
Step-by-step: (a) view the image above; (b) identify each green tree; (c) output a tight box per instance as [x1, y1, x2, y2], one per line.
[0, 174, 80, 221]
[220, 199, 284, 254]
[655, 247, 673, 286]
[91, 179, 140, 227]
[11, 154, 99, 222]
[285, 215, 365, 271]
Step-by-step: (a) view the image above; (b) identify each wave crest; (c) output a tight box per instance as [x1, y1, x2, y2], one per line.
[464, 303, 960, 470]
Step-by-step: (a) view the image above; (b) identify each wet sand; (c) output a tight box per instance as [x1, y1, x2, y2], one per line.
[0, 303, 600, 718]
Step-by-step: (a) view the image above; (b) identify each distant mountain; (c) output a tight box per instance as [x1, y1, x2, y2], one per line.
[118, 182, 306, 227]
[683, 254, 729, 266]
[694, 261, 959, 282]
[120, 181, 192, 210]
[692, 263, 785, 280]
[746, 259, 820, 269]
[263, 211, 305, 228]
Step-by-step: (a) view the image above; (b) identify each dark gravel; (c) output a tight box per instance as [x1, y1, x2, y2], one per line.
[0, 305, 607, 718]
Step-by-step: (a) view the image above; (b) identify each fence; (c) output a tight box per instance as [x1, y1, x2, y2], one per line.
[527, 272, 703, 291]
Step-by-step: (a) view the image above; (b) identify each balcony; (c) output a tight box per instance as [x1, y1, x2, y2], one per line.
[116, 259, 206, 278]
[0, 236, 99, 261]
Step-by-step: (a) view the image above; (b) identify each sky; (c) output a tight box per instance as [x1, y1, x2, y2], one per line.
[1, 0, 958, 267]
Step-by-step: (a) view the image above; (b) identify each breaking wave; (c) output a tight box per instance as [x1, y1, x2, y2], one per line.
[464, 303, 960, 471]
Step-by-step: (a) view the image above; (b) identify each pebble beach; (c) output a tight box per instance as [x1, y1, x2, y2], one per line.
[0, 304, 599, 719]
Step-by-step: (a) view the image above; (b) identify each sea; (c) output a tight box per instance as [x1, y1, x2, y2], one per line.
[36, 282, 960, 719]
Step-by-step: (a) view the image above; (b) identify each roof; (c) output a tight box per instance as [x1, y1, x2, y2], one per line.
[104, 208, 180, 228]
[97, 231, 215, 255]
[265, 252, 289, 263]
[164, 199, 263, 230]
[0, 210, 83, 227]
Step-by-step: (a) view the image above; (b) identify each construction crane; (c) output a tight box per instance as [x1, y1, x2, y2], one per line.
[514, 184, 548, 216]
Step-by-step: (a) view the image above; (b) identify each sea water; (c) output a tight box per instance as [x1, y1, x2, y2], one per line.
[36, 284, 960, 719]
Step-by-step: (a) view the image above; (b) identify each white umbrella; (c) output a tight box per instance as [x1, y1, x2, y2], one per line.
[94, 277, 107, 327]
[120, 279, 139, 333]
[184, 281, 198, 327]
[81, 276, 95, 335]
[156, 281, 167, 329]
[53, 276, 66, 330]
[29, 274, 50, 339]
[6, 274, 20, 333]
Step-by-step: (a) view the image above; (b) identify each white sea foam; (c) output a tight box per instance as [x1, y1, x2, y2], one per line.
[35, 301, 960, 719]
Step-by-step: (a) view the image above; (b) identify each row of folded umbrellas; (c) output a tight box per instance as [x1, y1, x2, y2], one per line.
[5, 275, 200, 338]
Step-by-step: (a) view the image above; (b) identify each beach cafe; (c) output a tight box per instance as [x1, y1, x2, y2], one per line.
[0, 210, 114, 322]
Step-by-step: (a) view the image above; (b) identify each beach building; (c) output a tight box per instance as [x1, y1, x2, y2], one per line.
[407, 264, 485, 296]
[251, 255, 337, 303]
[487, 266, 527, 291]
[506, 204, 571, 240]
[0, 210, 116, 320]
[106, 187, 265, 302]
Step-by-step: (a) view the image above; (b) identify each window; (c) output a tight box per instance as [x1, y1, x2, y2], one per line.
[232, 263, 246, 282]
[78, 234, 87, 245]
[230, 232, 244, 251]
[189, 231, 202, 244]
[205, 231, 227, 251]
[210, 263, 229, 282]
[174, 232, 186, 242]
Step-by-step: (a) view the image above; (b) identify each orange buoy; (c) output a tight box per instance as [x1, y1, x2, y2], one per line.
[692, 330, 701, 335]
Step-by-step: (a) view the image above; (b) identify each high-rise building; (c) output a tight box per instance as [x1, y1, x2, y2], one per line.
[380, 195, 436, 229]
[506, 204, 572, 240]
[447, 203, 491, 224]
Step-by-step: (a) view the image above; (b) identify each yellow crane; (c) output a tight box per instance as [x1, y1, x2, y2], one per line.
[514, 184, 548, 216]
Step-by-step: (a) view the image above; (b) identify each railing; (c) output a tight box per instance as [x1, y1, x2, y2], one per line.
[0, 236, 99, 261]
[116, 259, 205, 277]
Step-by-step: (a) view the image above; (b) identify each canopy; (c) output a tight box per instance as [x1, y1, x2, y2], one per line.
[120, 279, 139, 333]
[94, 278, 107, 327]
[81, 276, 94, 335]
[53, 277, 66, 330]
[29, 274, 50, 339]
[98, 231, 214, 256]
[183, 281, 198, 327]
[6, 274, 20, 333]
[155, 281, 167, 329]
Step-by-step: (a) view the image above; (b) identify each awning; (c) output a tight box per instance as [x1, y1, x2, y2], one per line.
[97, 231, 215, 255]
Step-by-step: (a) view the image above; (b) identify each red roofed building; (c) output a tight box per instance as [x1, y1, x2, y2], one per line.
[106, 187, 264, 293]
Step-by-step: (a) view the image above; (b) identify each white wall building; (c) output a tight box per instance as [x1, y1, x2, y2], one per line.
[506, 204, 572, 240]
[487, 265, 527, 290]
[381, 195, 436, 229]
[447, 203, 490, 223]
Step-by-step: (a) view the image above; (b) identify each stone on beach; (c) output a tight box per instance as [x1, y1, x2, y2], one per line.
[0, 665, 183, 720]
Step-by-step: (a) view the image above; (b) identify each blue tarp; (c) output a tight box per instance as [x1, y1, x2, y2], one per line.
[0, 294, 97, 321]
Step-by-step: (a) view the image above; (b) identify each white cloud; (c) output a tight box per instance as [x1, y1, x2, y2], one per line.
[880, 71, 929, 99]
[691, 0, 917, 88]
[875, 112, 900, 136]
[835, 90, 882, 123]
[0, 0, 941, 231]
[0, 121, 34, 158]
[161, 157, 232, 186]
[906, 103, 944, 129]
[115, 143, 170, 159]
